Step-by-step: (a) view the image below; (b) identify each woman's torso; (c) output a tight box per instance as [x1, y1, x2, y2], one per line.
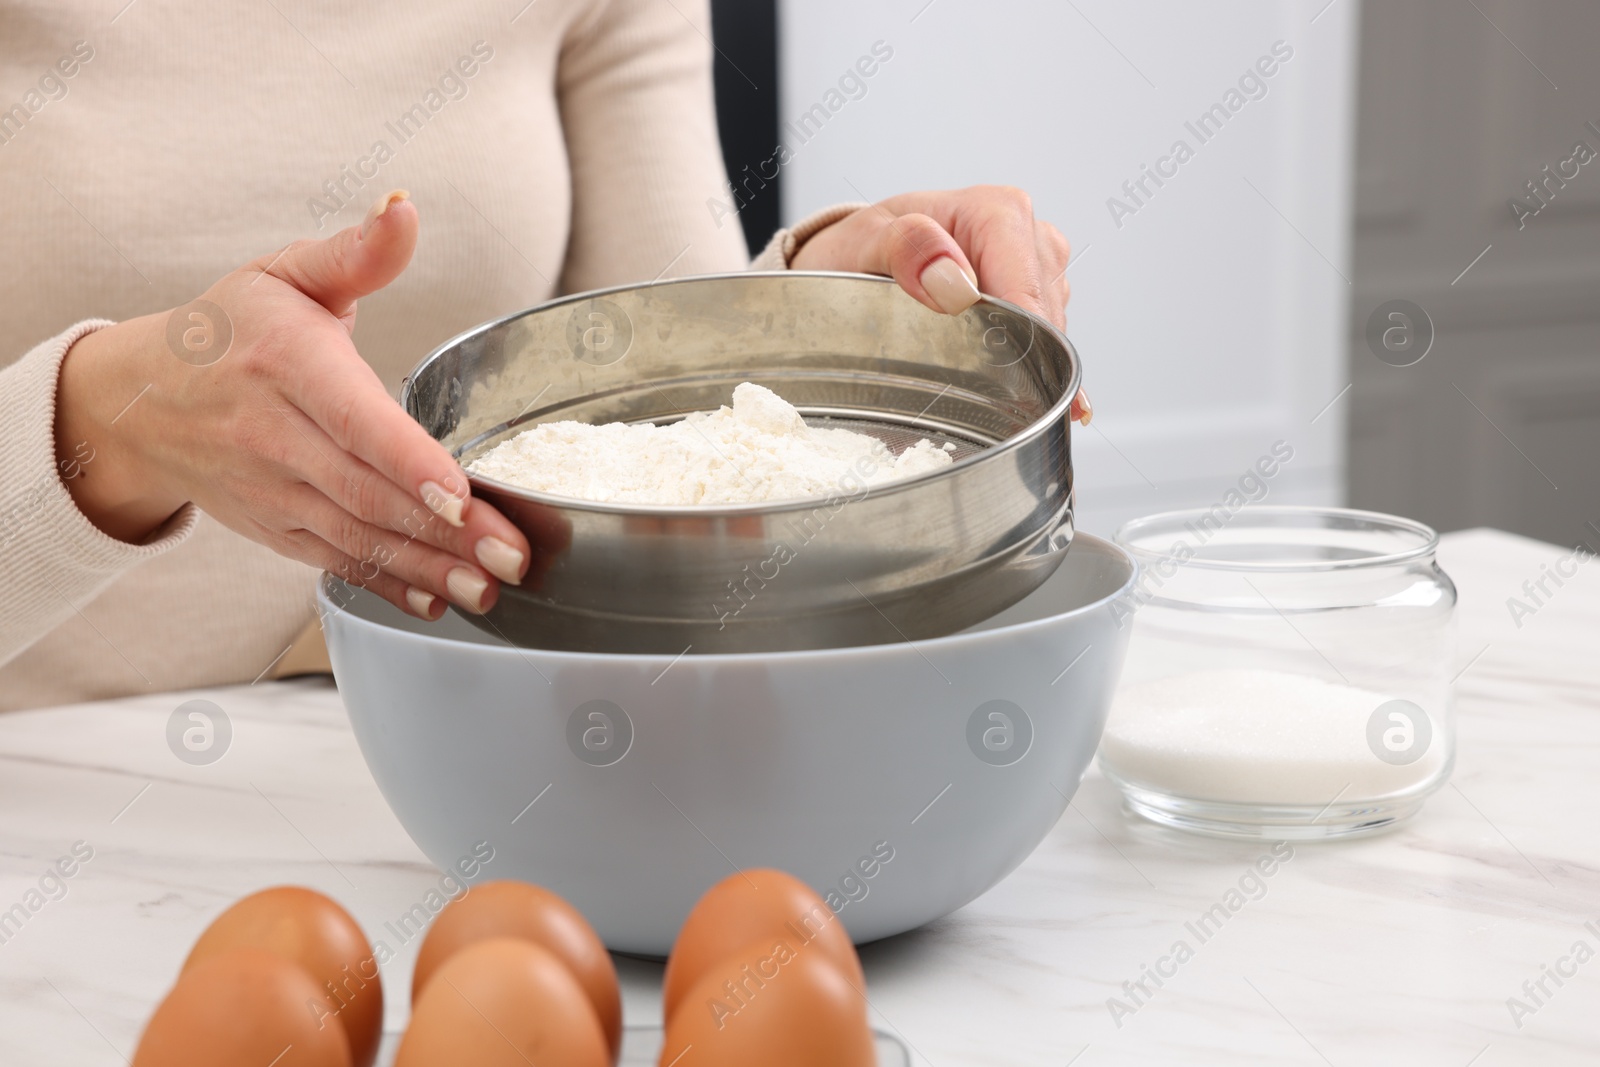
[0, 0, 739, 708]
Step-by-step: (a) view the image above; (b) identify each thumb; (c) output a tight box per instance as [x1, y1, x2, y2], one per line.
[860, 211, 981, 317]
[259, 189, 418, 321]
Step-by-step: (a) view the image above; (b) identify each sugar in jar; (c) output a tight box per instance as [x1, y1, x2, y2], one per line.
[1102, 506, 1456, 838]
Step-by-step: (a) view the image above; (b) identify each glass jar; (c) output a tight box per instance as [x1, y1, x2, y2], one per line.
[1101, 506, 1456, 838]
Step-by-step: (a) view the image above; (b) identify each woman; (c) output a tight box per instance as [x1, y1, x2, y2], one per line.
[0, 0, 1072, 710]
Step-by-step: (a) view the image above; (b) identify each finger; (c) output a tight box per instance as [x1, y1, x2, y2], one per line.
[1027, 220, 1088, 423]
[258, 397, 532, 585]
[937, 186, 1052, 326]
[857, 211, 982, 316]
[255, 189, 417, 324]
[281, 482, 501, 615]
[1033, 220, 1071, 329]
[280, 316, 478, 533]
[266, 524, 441, 621]
[1070, 389, 1093, 426]
[487, 494, 573, 592]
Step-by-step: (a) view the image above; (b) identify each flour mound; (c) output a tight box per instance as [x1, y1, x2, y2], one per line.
[466, 382, 954, 505]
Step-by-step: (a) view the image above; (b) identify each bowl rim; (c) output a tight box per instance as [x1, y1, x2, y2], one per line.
[400, 271, 1082, 517]
[1113, 504, 1441, 572]
[317, 534, 1139, 664]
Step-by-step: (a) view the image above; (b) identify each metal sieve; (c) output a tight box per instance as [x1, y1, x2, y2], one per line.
[401, 272, 1081, 653]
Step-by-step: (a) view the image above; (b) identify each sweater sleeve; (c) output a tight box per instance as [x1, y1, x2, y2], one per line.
[554, 0, 751, 288]
[553, 0, 875, 282]
[750, 202, 871, 271]
[0, 321, 199, 670]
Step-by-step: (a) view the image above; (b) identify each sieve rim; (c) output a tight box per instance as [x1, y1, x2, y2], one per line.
[407, 271, 1080, 518]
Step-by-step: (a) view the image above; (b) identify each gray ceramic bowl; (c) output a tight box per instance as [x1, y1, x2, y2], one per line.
[320, 534, 1136, 955]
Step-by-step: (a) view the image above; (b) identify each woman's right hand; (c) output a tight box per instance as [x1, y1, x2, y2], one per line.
[53, 190, 531, 621]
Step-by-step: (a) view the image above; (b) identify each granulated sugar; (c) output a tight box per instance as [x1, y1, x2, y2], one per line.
[1100, 668, 1446, 805]
[467, 382, 954, 505]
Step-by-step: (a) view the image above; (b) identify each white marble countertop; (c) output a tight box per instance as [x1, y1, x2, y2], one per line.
[1, 528, 1595, 1065]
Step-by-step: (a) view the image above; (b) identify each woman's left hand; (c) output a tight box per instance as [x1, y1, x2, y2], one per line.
[790, 185, 1089, 423]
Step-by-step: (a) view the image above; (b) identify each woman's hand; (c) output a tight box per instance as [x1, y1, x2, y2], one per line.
[790, 186, 1090, 423]
[53, 191, 531, 621]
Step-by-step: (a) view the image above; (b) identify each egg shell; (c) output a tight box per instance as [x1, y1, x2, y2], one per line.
[662, 868, 864, 1023]
[133, 947, 352, 1067]
[659, 938, 875, 1067]
[396, 937, 610, 1067]
[183, 886, 382, 1067]
[410, 879, 621, 1058]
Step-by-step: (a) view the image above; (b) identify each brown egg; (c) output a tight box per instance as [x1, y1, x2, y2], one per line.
[133, 947, 352, 1067]
[411, 880, 621, 1057]
[663, 869, 863, 1023]
[659, 939, 875, 1067]
[396, 937, 609, 1067]
[183, 886, 382, 1067]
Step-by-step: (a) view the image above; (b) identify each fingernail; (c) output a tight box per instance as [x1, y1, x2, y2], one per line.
[361, 188, 410, 239]
[406, 587, 440, 619]
[421, 479, 466, 528]
[446, 568, 489, 614]
[1071, 388, 1093, 427]
[475, 536, 525, 586]
[919, 257, 981, 315]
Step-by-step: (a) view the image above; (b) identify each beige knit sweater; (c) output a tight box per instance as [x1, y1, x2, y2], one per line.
[0, 0, 848, 710]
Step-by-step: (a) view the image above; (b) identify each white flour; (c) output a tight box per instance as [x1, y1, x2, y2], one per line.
[467, 382, 954, 505]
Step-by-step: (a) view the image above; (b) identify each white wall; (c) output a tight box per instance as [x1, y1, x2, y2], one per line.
[777, 0, 1360, 537]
